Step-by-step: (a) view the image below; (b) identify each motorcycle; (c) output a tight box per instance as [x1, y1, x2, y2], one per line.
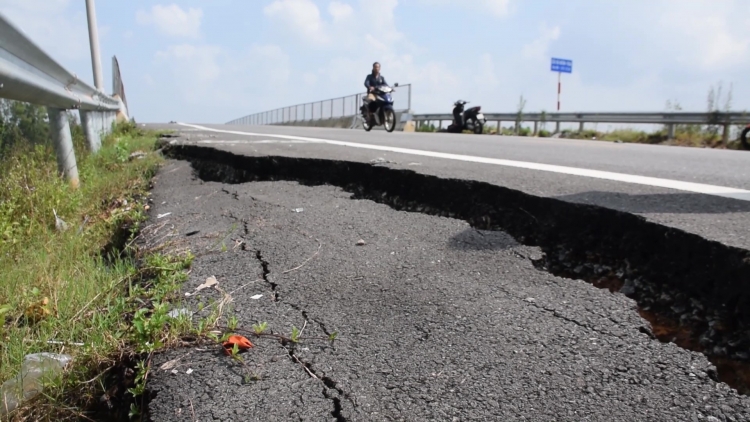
[360, 83, 398, 133]
[445, 100, 485, 134]
[742, 124, 750, 150]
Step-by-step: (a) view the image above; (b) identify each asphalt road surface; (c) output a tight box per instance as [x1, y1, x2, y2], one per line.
[143, 124, 750, 421]
[148, 123, 750, 249]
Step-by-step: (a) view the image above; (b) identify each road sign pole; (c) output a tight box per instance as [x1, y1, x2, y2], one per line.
[551, 58, 571, 112]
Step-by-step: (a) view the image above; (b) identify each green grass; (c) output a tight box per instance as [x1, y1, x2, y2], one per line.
[0, 122, 196, 420]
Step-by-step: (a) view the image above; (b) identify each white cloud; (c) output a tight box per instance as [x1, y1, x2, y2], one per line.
[263, 0, 404, 48]
[482, 0, 511, 18]
[417, 0, 512, 18]
[136, 4, 203, 39]
[522, 23, 561, 61]
[303, 72, 318, 85]
[155, 44, 222, 82]
[657, 4, 749, 70]
[357, 0, 403, 44]
[259, 0, 457, 111]
[328, 1, 354, 22]
[476, 54, 499, 89]
[153, 42, 291, 115]
[264, 0, 329, 44]
[0, 0, 89, 61]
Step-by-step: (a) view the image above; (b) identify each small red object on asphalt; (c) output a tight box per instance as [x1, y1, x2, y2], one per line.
[222, 335, 254, 355]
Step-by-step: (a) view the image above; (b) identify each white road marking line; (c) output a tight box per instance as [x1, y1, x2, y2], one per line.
[177, 123, 750, 202]
[195, 139, 322, 144]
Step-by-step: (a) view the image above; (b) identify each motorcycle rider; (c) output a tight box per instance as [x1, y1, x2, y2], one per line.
[363, 62, 388, 115]
[452, 100, 463, 131]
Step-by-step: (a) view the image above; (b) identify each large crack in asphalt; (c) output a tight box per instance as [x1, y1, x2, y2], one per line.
[255, 247, 353, 419]
[254, 249, 278, 302]
[287, 345, 350, 422]
[163, 143, 750, 395]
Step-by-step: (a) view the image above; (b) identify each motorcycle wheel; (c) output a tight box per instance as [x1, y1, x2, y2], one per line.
[472, 119, 483, 134]
[741, 126, 750, 150]
[362, 114, 373, 132]
[384, 109, 396, 133]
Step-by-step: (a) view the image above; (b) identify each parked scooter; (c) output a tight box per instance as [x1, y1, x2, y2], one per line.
[444, 100, 486, 134]
[360, 83, 399, 133]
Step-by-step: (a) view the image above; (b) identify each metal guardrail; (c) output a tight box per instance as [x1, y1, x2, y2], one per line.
[227, 84, 412, 126]
[413, 111, 750, 140]
[0, 12, 128, 187]
[413, 111, 750, 125]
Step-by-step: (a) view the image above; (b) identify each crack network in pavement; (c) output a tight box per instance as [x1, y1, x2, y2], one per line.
[252, 247, 352, 418]
[163, 144, 750, 395]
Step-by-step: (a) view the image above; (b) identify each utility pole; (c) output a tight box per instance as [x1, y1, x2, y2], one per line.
[85, 0, 104, 91]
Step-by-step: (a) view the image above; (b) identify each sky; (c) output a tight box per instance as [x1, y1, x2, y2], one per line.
[2, 0, 750, 124]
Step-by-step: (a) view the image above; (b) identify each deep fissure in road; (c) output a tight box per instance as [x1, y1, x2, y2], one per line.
[164, 143, 750, 395]
[254, 250, 278, 301]
[287, 346, 349, 422]
[254, 246, 350, 417]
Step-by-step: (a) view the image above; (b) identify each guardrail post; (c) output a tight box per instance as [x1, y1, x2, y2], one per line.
[722, 124, 730, 145]
[579, 122, 584, 132]
[47, 108, 80, 188]
[555, 121, 561, 134]
[80, 110, 101, 152]
[103, 111, 114, 137]
[533, 121, 538, 136]
[408, 84, 412, 111]
[667, 124, 675, 140]
[495, 121, 501, 135]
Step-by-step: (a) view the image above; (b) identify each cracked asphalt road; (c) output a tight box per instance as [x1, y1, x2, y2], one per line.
[144, 160, 750, 421]
[146, 123, 750, 250]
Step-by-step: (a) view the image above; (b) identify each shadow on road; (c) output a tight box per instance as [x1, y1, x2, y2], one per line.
[554, 191, 750, 214]
[447, 228, 517, 251]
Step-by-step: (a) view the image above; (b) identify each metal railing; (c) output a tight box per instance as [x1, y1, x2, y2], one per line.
[227, 84, 412, 126]
[413, 111, 750, 140]
[0, 12, 128, 187]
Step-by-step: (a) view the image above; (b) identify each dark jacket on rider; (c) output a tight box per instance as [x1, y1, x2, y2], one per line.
[364, 73, 387, 90]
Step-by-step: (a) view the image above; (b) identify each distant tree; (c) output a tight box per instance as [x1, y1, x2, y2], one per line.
[0, 99, 50, 155]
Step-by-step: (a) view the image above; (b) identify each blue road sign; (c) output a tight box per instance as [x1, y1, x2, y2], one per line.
[551, 58, 572, 73]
